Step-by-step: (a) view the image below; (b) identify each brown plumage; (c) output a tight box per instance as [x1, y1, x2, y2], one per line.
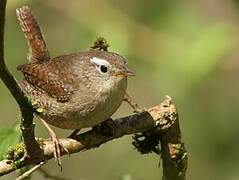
[16, 5, 134, 167]
[17, 62, 72, 102]
[17, 50, 128, 103]
[16, 5, 49, 63]
[17, 50, 130, 129]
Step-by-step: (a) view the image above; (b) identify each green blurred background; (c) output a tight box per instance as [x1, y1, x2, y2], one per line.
[1, 0, 239, 179]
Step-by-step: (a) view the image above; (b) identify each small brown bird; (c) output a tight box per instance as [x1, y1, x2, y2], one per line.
[16, 6, 134, 166]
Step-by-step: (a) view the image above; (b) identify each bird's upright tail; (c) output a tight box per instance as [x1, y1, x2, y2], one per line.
[16, 6, 50, 63]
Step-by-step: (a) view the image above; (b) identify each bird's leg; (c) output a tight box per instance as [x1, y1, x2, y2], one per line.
[68, 129, 81, 138]
[124, 92, 142, 113]
[39, 118, 62, 169]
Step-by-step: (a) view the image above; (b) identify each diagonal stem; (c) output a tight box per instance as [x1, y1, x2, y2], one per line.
[0, 0, 43, 162]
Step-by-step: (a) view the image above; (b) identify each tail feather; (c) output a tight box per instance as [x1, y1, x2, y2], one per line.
[16, 6, 50, 63]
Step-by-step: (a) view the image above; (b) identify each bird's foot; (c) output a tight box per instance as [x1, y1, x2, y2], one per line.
[50, 131, 62, 169]
[39, 118, 69, 170]
[50, 131, 70, 170]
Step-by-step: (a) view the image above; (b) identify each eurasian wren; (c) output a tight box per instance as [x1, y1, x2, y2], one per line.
[16, 6, 134, 166]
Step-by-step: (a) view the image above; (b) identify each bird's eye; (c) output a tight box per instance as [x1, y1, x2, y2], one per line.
[100, 65, 108, 73]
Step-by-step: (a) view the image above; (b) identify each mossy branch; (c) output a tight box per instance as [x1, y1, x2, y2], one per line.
[0, 97, 187, 180]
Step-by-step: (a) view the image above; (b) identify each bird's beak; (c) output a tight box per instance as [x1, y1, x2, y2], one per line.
[112, 68, 135, 77]
[124, 68, 135, 76]
[112, 66, 135, 77]
[119, 67, 135, 77]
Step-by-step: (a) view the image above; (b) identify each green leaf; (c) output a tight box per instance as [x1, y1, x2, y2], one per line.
[0, 125, 21, 160]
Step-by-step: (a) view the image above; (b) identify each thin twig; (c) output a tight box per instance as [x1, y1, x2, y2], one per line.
[0, 0, 7, 67]
[16, 161, 45, 180]
[124, 92, 142, 113]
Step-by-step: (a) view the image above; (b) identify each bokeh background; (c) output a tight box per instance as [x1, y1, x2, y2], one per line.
[1, 0, 239, 179]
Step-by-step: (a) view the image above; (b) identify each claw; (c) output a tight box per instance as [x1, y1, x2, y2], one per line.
[51, 133, 62, 169]
[39, 118, 64, 170]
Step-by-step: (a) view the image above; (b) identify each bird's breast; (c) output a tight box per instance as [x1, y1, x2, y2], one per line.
[31, 77, 127, 129]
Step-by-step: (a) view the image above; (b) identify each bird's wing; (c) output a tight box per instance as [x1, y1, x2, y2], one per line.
[17, 63, 73, 102]
[16, 6, 50, 63]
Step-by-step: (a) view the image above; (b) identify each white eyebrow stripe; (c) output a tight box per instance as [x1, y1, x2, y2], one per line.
[90, 57, 110, 67]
